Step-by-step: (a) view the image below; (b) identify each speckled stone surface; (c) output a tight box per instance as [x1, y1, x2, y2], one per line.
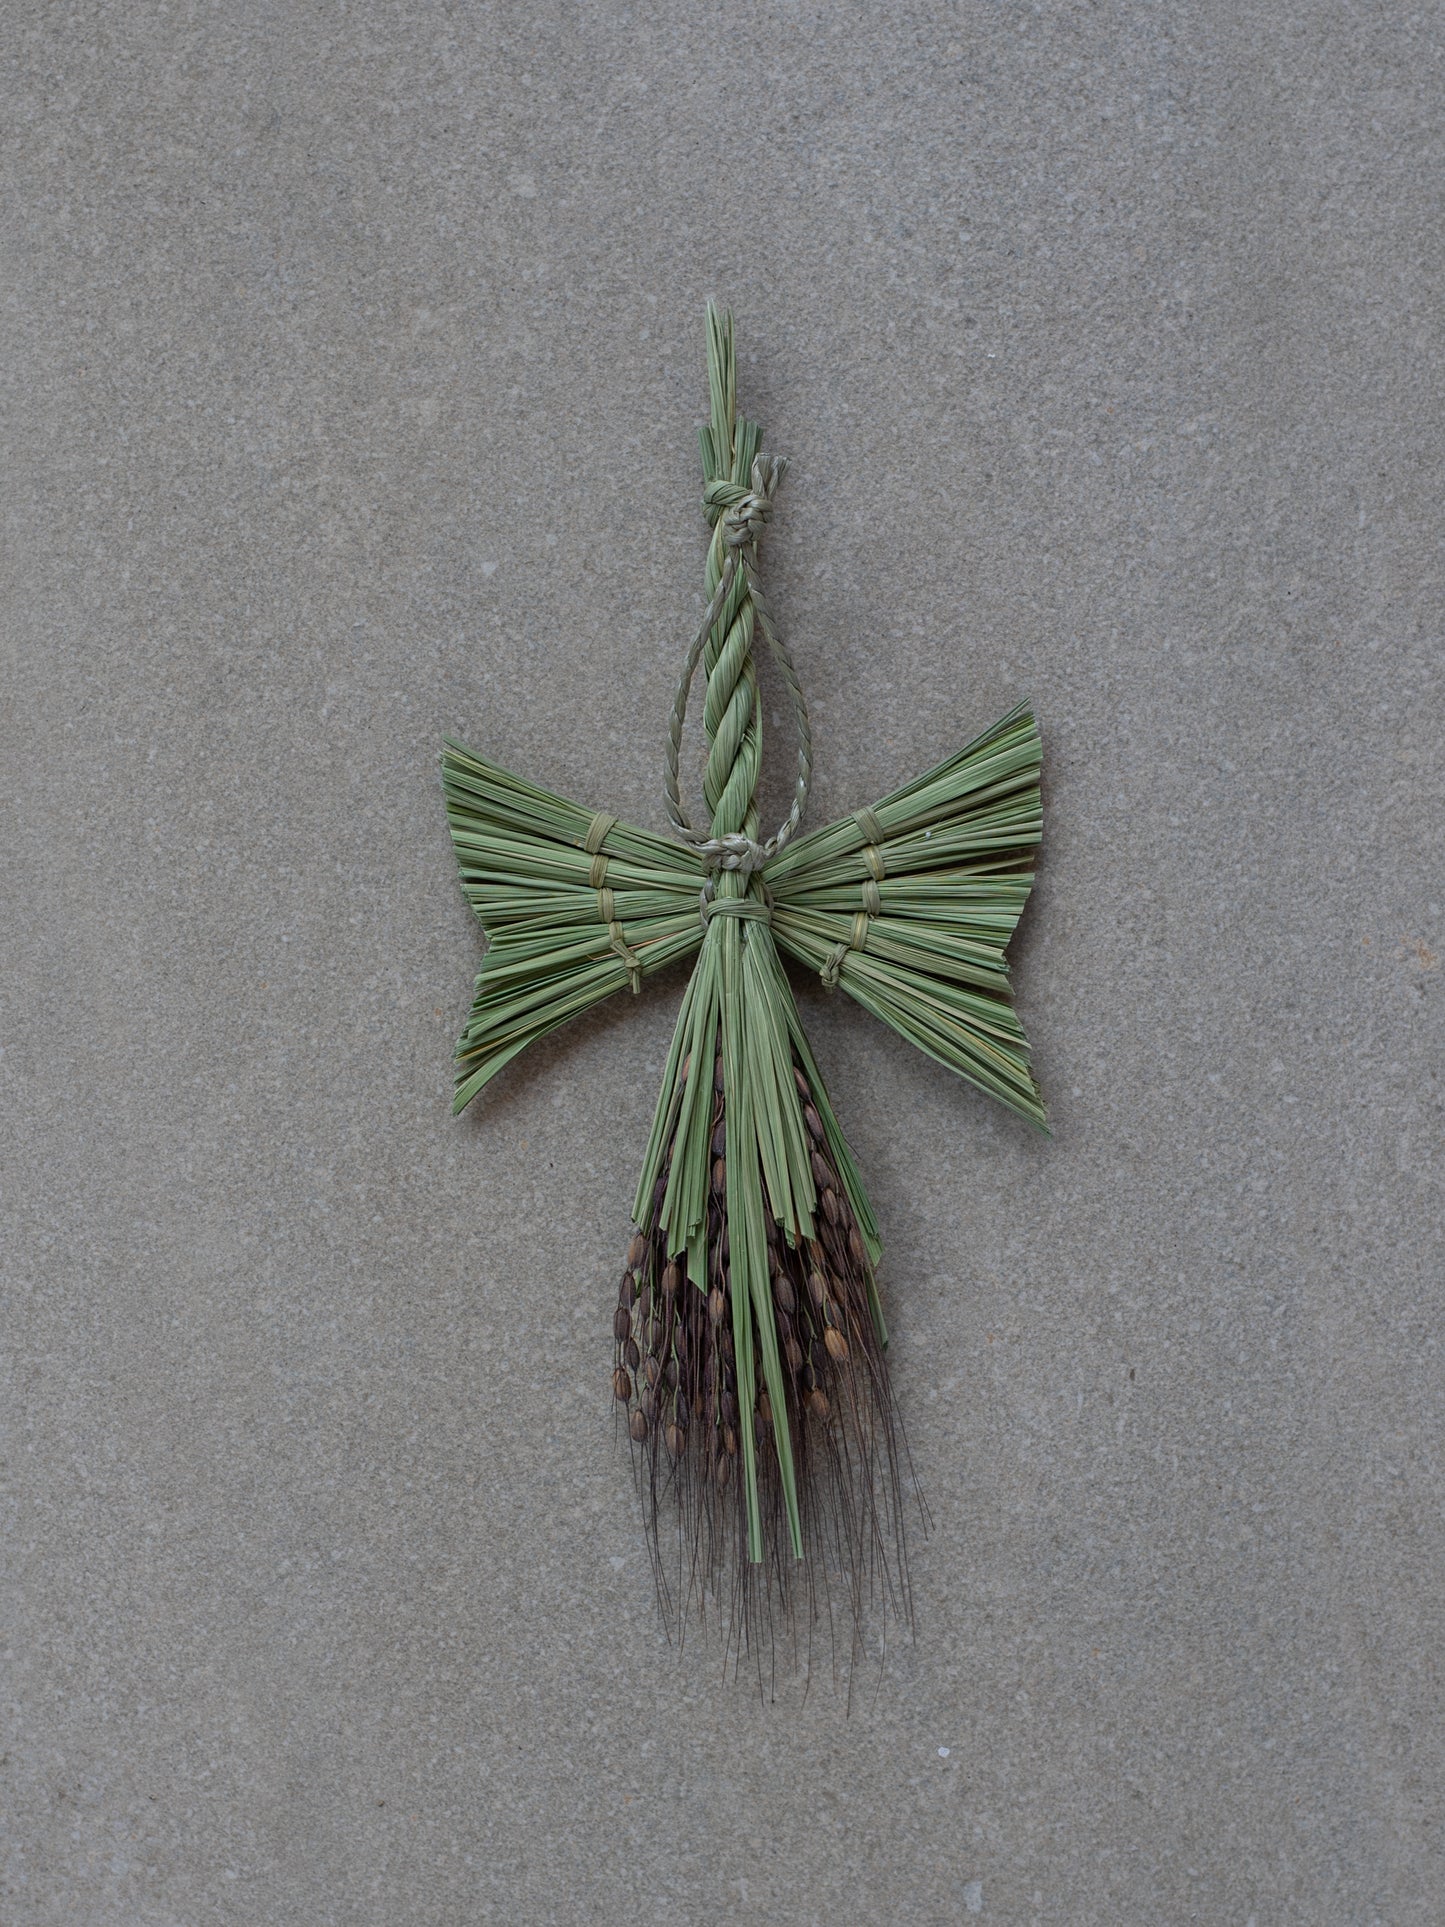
[3, 5, 1442, 1923]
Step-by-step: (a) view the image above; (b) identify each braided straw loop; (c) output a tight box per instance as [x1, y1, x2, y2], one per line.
[665, 323, 812, 876]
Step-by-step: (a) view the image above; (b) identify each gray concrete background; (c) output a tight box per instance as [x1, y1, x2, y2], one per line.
[3, 4, 1442, 1922]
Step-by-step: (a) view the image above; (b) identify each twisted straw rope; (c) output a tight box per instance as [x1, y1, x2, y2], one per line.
[664, 455, 812, 874]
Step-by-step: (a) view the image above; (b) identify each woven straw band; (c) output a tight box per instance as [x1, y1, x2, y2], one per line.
[698, 888, 772, 933]
[857, 831, 886, 918]
[813, 815, 890, 986]
[583, 811, 616, 855]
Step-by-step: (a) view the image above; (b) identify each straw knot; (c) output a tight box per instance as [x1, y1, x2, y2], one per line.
[607, 920, 642, 993]
[703, 455, 786, 549]
[819, 911, 872, 990]
[723, 488, 773, 550]
[697, 830, 769, 874]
